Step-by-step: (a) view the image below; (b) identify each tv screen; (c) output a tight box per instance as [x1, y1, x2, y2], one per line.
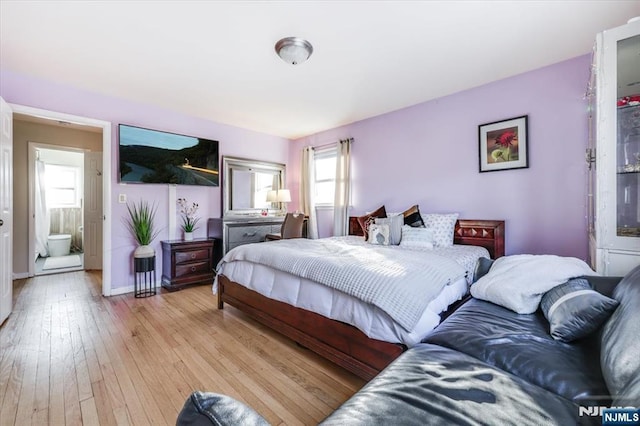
[118, 124, 219, 186]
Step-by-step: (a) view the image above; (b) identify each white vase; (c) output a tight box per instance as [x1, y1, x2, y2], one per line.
[184, 231, 193, 241]
[133, 244, 155, 258]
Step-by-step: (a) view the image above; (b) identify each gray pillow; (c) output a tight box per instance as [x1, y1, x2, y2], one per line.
[375, 215, 403, 245]
[473, 257, 494, 283]
[540, 278, 619, 342]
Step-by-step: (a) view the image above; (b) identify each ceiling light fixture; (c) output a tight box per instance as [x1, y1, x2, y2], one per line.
[275, 37, 313, 65]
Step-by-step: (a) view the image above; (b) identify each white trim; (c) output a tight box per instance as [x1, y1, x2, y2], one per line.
[169, 185, 177, 240]
[11, 103, 113, 296]
[12, 272, 29, 280]
[109, 279, 162, 296]
[28, 142, 87, 277]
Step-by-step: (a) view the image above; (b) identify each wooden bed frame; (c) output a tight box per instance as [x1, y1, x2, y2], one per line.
[217, 218, 505, 381]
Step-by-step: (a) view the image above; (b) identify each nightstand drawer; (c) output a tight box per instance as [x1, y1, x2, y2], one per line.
[175, 260, 211, 278]
[175, 249, 210, 264]
[228, 225, 273, 244]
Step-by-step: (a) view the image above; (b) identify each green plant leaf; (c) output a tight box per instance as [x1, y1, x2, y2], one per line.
[124, 199, 160, 245]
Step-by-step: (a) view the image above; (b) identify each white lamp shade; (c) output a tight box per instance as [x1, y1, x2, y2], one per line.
[276, 189, 291, 203]
[266, 190, 278, 202]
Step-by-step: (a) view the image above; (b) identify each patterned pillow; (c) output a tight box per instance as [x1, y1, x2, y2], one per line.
[399, 225, 435, 250]
[541, 278, 619, 342]
[421, 213, 459, 247]
[368, 224, 391, 246]
[357, 205, 387, 240]
[375, 215, 403, 245]
[402, 205, 425, 228]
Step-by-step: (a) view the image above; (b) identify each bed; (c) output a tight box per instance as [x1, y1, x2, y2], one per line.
[215, 217, 505, 380]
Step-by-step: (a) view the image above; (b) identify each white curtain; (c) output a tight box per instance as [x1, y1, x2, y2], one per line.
[35, 159, 50, 258]
[333, 138, 352, 236]
[300, 146, 318, 239]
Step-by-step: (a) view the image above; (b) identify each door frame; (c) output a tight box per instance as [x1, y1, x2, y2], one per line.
[11, 103, 113, 296]
[28, 142, 87, 276]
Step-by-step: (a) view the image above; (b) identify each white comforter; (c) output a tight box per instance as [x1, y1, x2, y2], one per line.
[216, 237, 481, 331]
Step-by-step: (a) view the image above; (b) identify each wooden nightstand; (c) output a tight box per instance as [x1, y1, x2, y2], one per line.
[161, 238, 215, 291]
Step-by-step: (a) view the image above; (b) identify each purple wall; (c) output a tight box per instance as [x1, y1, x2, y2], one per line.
[1, 53, 592, 288]
[1, 69, 290, 290]
[290, 55, 591, 259]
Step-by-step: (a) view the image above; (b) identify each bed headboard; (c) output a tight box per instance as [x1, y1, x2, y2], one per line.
[348, 217, 505, 259]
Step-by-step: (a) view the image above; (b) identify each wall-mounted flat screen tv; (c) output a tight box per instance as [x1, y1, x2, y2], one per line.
[119, 124, 219, 186]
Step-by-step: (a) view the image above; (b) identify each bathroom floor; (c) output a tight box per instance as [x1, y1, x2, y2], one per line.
[35, 253, 84, 275]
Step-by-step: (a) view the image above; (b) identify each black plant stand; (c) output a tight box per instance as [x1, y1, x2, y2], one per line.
[134, 255, 156, 298]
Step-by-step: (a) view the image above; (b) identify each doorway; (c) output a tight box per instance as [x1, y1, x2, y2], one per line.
[10, 105, 113, 296]
[30, 144, 87, 275]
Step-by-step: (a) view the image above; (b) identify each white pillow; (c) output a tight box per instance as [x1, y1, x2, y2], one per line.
[375, 215, 403, 245]
[421, 213, 459, 247]
[368, 223, 391, 246]
[399, 225, 434, 250]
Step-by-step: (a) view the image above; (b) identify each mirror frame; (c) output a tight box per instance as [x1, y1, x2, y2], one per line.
[222, 156, 286, 217]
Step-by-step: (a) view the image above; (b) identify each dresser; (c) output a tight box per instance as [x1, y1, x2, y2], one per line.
[161, 238, 216, 290]
[208, 217, 284, 255]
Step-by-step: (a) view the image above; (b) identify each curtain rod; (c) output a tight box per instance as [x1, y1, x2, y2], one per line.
[311, 137, 353, 150]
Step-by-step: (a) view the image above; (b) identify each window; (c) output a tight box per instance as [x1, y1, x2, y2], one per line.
[45, 164, 81, 208]
[314, 147, 337, 206]
[253, 171, 275, 209]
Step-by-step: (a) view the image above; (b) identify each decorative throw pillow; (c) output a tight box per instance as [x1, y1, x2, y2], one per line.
[402, 205, 425, 228]
[375, 215, 403, 245]
[368, 224, 391, 246]
[541, 278, 619, 342]
[399, 225, 435, 250]
[357, 205, 387, 240]
[473, 257, 495, 284]
[421, 213, 459, 247]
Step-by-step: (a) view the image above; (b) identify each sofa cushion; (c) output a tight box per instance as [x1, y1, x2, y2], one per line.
[320, 344, 581, 426]
[423, 298, 609, 403]
[614, 372, 640, 407]
[600, 264, 640, 398]
[176, 391, 269, 426]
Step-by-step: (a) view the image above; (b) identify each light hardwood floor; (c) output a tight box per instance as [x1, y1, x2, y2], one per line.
[0, 271, 364, 425]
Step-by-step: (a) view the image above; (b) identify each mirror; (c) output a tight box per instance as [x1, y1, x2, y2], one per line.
[222, 156, 286, 217]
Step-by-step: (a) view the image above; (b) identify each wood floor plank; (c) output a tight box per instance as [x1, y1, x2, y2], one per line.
[0, 271, 364, 425]
[0, 348, 24, 426]
[91, 380, 117, 426]
[79, 397, 99, 426]
[34, 305, 51, 412]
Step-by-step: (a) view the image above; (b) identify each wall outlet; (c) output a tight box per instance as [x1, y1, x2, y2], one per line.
[118, 194, 126, 204]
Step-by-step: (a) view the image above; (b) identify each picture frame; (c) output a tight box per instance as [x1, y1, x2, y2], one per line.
[479, 115, 528, 172]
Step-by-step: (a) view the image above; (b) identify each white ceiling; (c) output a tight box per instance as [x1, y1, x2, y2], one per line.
[1, 1, 639, 139]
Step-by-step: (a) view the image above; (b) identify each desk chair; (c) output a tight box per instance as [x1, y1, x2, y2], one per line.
[265, 213, 305, 241]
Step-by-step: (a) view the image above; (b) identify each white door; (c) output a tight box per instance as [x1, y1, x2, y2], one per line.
[0, 98, 13, 325]
[84, 151, 103, 270]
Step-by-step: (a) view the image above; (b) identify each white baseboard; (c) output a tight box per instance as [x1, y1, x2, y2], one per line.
[13, 272, 30, 280]
[109, 280, 162, 296]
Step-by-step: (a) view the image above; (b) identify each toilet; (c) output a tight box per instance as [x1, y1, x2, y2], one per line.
[48, 234, 71, 257]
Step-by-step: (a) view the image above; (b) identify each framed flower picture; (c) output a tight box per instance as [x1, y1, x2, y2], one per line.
[479, 115, 529, 172]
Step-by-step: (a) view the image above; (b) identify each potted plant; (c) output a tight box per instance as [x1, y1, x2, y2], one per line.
[125, 199, 160, 258]
[177, 198, 200, 241]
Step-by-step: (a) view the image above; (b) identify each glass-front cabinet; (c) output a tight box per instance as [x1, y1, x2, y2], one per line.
[590, 19, 640, 275]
